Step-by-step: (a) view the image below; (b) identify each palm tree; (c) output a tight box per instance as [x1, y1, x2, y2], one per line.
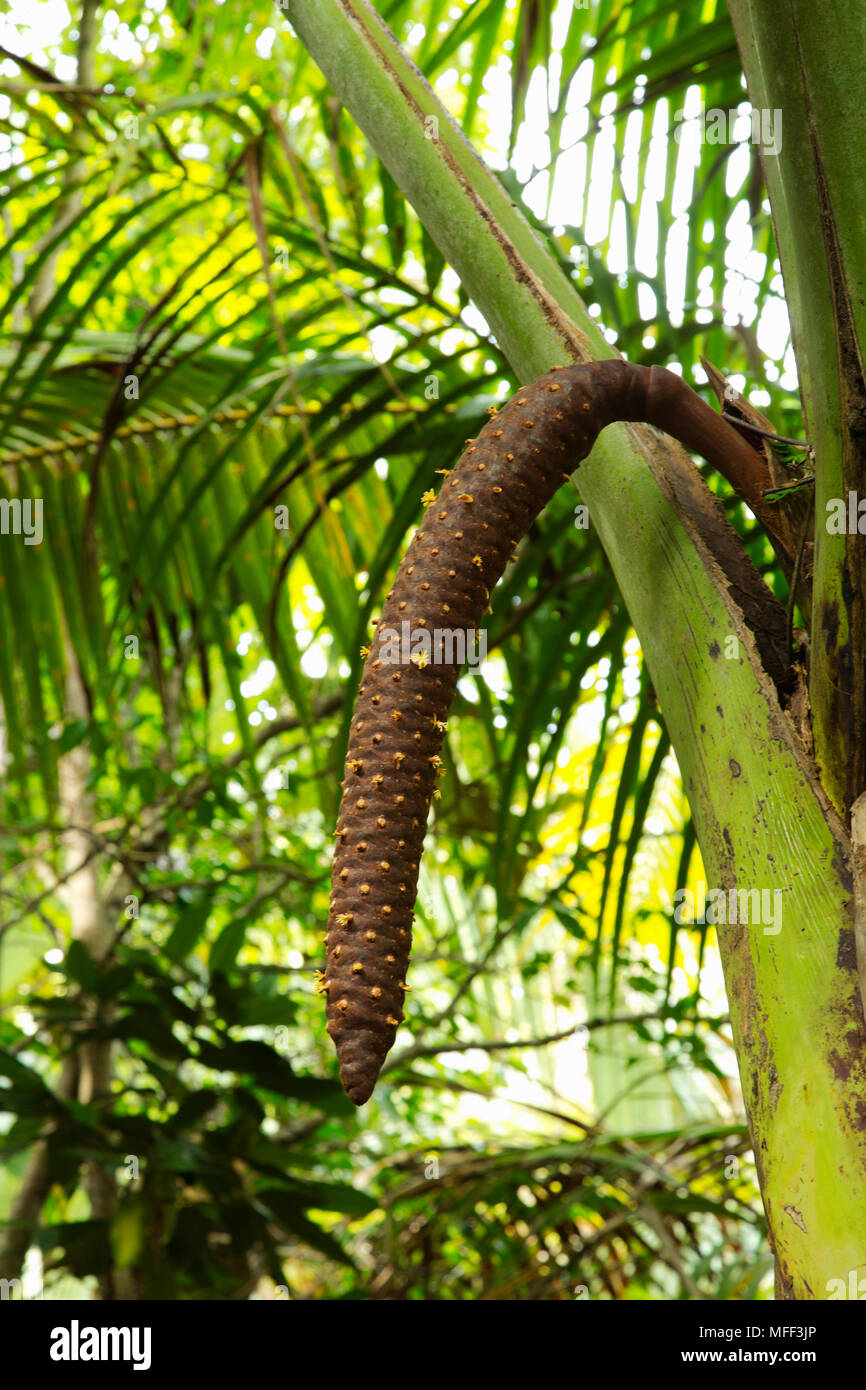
[0, 0, 859, 1299]
[282, 0, 866, 1299]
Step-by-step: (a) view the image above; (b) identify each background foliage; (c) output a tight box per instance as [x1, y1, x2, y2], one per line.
[0, 0, 799, 1297]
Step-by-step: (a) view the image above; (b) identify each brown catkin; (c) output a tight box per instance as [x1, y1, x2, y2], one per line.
[324, 359, 790, 1104]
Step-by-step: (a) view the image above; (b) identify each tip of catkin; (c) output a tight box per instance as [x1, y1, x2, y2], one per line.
[335, 1030, 383, 1106]
[344, 1077, 376, 1107]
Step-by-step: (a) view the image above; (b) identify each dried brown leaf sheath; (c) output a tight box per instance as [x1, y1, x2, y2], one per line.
[325, 360, 784, 1105]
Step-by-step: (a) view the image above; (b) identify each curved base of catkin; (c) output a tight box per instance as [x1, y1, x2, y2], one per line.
[323, 359, 785, 1106]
